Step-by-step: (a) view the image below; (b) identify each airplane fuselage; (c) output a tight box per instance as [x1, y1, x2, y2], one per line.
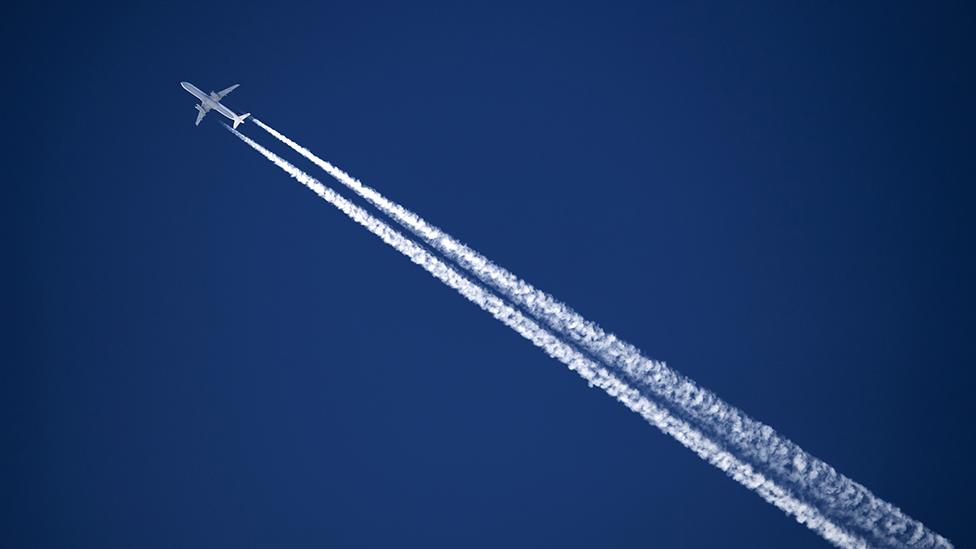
[181, 81, 240, 121]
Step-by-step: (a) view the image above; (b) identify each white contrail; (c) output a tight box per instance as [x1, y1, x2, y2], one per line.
[251, 118, 951, 548]
[225, 123, 867, 548]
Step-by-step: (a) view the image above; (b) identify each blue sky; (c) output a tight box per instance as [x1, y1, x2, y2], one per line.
[7, 2, 974, 547]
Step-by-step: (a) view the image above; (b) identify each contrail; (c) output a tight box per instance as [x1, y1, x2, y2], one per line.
[251, 118, 950, 548]
[225, 123, 867, 548]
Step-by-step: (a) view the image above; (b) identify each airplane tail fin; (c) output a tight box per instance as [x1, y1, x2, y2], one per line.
[233, 113, 251, 129]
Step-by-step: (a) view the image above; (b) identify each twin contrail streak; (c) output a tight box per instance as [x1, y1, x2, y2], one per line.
[225, 123, 866, 548]
[249, 119, 949, 548]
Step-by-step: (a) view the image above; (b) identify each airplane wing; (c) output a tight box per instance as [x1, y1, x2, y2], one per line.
[211, 84, 240, 100]
[195, 106, 207, 126]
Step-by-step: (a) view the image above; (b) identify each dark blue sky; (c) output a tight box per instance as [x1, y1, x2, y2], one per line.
[7, 2, 974, 547]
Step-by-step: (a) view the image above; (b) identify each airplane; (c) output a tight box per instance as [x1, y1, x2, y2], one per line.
[180, 81, 251, 129]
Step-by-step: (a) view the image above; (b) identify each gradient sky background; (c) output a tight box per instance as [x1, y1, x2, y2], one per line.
[6, 2, 974, 547]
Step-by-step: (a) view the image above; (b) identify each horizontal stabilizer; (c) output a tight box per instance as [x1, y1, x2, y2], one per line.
[232, 112, 251, 130]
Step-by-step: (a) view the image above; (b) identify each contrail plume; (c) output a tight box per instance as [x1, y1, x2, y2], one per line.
[225, 123, 867, 548]
[250, 118, 950, 548]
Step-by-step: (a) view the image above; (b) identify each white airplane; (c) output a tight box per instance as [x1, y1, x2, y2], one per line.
[180, 81, 251, 129]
